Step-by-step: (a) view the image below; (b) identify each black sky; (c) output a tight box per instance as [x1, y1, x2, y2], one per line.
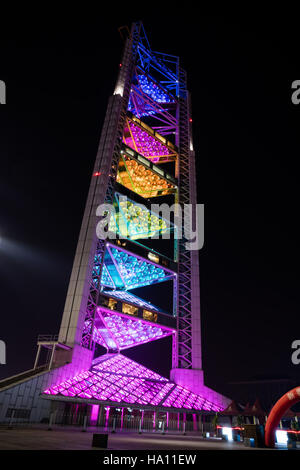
[0, 15, 299, 404]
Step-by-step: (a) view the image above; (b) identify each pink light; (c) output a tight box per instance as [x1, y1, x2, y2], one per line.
[125, 121, 173, 162]
[105, 406, 110, 429]
[166, 412, 169, 428]
[43, 354, 224, 412]
[93, 171, 101, 176]
[90, 404, 99, 423]
[153, 411, 156, 429]
[91, 309, 175, 351]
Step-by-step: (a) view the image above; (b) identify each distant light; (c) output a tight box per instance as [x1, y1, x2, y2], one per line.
[119, 64, 122, 67]
[276, 430, 288, 446]
[189, 118, 193, 123]
[222, 427, 233, 442]
[114, 84, 124, 96]
[94, 172, 101, 176]
[148, 252, 160, 264]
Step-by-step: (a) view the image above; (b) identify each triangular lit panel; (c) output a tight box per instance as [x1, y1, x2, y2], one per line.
[117, 149, 177, 198]
[123, 116, 177, 164]
[109, 192, 173, 240]
[100, 243, 175, 290]
[43, 354, 222, 412]
[86, 307, 175, 351]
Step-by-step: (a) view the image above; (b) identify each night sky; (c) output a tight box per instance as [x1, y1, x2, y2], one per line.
[0, 16, 299, 405]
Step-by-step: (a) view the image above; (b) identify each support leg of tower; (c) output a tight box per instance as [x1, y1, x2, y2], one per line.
[170, 368, 230, 410]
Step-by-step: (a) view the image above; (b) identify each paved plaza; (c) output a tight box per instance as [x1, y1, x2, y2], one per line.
[0, 426, 263, 450]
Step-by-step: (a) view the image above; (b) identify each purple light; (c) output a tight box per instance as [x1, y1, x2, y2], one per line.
[91, 308, 175, 351]
[105, 406, 110, 429]
[90, 404, 99, 423]
[124, 120, 173, 163]
[43, 354, 223, 413]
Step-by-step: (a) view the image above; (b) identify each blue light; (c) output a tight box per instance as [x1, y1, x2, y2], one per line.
[137, 75, 174, 103]
[100, 245, 174, 290]
[127, 75, 175, 117]
[128, 95, 157, 117]
[101, 265, 115, 288]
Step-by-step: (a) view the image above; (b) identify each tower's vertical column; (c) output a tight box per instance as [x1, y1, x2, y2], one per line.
[171, 66, 204, 392]
[57, 23, 142, 367]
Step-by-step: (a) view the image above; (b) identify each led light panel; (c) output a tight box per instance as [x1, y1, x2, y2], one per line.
[43, 354, 222, 412]
[137, 74, 175, 103]
[90, 308, 174, 350]
[123, 119, 176, 163]
[109, 193, 172, 240]
[100, 244, 175, 290]
[117, 153, 176, 198]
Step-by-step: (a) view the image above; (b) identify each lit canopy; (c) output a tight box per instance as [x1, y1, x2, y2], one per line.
[43, 354, 222, 412]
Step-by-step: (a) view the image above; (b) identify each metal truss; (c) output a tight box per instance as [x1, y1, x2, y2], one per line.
[176, 68, 195, 369]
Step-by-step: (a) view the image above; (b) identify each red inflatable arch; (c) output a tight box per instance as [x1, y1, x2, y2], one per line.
[265, 386, 300, 447]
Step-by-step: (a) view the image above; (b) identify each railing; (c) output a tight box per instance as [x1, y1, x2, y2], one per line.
[37, 335, 59, 343]
[0, 412, 216, 436]
[0, 364, 49, 390]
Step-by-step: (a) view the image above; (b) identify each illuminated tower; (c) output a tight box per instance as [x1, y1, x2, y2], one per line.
[0, 22, 229, 424]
